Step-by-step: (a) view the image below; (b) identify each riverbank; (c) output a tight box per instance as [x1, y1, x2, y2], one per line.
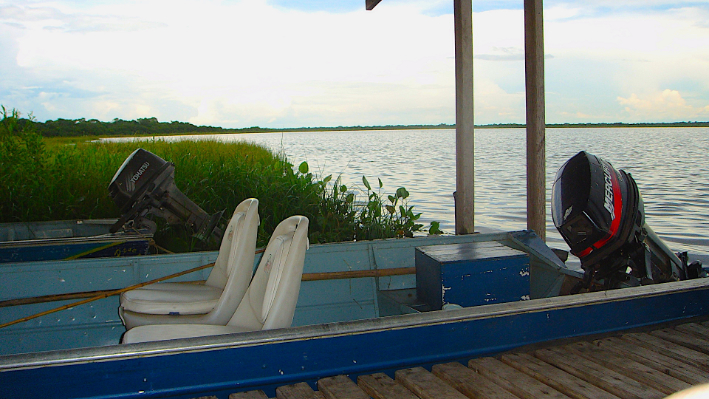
[2, 110, 435, 252]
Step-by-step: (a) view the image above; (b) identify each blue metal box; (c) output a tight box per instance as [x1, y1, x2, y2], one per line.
[415, 241, 530, 309]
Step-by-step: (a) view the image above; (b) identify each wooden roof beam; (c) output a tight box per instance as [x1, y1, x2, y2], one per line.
[366, 0, 382, 11]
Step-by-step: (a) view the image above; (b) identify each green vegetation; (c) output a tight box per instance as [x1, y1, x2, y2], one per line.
[305, 167, 431, 242]
[25, 116, 228, 137]
[0, 107, 46, 223]
[1, 108, 437, 252]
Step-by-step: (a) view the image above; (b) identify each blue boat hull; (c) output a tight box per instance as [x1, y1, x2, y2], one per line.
[2, 278, 709, 399]
[0, 219, 153, 263]
[0, 238, 151, 263]
[1, 231, 708, 399]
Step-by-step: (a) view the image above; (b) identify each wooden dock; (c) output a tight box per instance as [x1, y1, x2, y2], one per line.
[217, 320, 709, 399]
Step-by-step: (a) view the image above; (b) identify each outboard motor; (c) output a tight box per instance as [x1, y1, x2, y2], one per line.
[108, 149, 223, 243]
[552, 151, 701, 292]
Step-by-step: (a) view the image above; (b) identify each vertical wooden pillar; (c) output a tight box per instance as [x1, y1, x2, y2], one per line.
[454, 0, 475, 235]
[524, 0, 546, 241]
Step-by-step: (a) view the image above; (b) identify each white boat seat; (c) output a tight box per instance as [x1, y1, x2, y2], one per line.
[122, 324, 251, 344]
[119, 283, 222, 315]
[119, 198, 260, 330]
[122, 215, 309, 344]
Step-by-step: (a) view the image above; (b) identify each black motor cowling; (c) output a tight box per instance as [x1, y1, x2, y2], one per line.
[552, 151, 699, 290]
[108, 149, 223, 242]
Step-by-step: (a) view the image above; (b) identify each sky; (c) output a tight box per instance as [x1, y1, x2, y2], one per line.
[1, 0, 708, 128]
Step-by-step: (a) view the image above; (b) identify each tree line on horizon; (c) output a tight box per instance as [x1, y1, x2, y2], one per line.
[10, 113, 709, 138]
[15, 116, 457, 137]
[16, 117, 228, 137]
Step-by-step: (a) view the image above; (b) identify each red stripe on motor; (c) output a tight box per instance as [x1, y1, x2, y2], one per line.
[576, 247, 593, 257]
[592, 166, 623, 250]
[575, 163, 624, 258]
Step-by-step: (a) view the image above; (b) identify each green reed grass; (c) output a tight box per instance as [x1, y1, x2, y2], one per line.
[31, 139, 319, 250]
[1, 108, 439, 252]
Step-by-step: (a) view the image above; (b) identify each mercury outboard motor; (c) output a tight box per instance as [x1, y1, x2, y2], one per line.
[552, 151, 700, 291]
[108, 149, 223, 243]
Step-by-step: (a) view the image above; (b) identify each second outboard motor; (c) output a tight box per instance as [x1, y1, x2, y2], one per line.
[108, 149, 223, 243]
[552, 151, 700, 291]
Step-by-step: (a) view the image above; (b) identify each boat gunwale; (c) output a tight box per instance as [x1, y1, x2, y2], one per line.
[0, 233, 154, 249]
[0, 231, 500, 267]
[3, 275, 709, 372]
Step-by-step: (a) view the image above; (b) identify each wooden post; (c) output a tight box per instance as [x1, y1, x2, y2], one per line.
[524, 0, 546, 241]
[454, 0, 475, 235]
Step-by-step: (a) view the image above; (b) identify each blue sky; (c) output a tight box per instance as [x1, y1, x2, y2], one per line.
[1, 0, 708, 128]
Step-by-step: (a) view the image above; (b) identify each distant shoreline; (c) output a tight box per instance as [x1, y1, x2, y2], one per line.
[21, 115, 709, 139]
[479, 122, 709, 129]
[256, 121, 709, 133]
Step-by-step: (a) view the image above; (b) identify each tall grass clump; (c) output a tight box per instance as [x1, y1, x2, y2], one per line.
[0, 107, 46, 222]
[1, 108, 440, 252]
[41, 139, 321, 250]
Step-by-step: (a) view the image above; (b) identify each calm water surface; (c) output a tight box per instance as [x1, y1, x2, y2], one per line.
[110, 127, 709, 256]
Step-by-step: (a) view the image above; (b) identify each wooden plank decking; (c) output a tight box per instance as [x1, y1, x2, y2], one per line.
[222, 320, 709, 399]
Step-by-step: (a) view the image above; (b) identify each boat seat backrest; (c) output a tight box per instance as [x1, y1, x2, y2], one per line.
[205, 199, 258, 289]
[201, 198, 259, 323]
[239, 234, 291, 324]
[228, 215, 309, 331]
[204, 212, 241, 287]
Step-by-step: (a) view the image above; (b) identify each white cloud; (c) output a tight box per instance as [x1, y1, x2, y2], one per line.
[1, 0, 708, 126]
[618, 90, 709, 121]
[473, 9, 524, 59]
[554, 0, 707, 7]
[544, 5, 709, 122]
[544, 5, 582, 21]
[474, 80, 525, 122]
[3, 0, 461, 126]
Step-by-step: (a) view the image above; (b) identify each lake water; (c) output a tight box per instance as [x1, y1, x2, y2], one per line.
[106, 127, 709, 257]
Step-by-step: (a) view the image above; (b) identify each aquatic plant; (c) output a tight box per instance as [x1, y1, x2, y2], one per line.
[306, 168, 357, 243]
[303, 162, 431, 241]
[356, 176, 424, 239]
